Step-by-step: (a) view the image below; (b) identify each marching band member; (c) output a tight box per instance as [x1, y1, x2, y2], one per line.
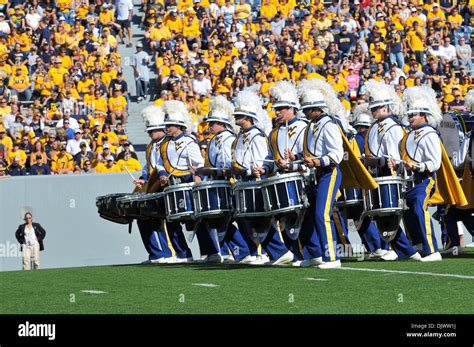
[157, 100, 216, 263]
[196, 95, 253, 263]
[133, 105, 175, 264]
[255, 80, 323, 266]
[297, 79, 346, 269]
[392, 86, 443, 261]
[443, 89, 474, 254]
[231, 88, 294, 266]
[363, 80, 421, 262]
[351, 104, 389, 258]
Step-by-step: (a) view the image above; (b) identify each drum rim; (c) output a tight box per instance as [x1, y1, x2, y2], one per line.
[261, 172, 305, 185]
[372, 176, 405, 183]
[136, 192, 165, 201]
[163, 182, 195, 193]
[233, 182, 261, 189]
[192, 182, 233, 190]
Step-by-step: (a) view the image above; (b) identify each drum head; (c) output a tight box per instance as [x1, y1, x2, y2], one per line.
[439, 112, 464, 158]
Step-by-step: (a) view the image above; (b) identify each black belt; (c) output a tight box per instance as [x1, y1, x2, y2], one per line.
[315, 166, 335, 180]
[413, 172, 432, 184]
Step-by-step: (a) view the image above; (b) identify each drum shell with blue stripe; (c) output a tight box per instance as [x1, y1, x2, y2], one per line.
[261, 172, 306, 215]
[164, 183, 195, 221]
[363, 176, 406, 217]
[193, 180, 233, 219]
[233, 181, 267, 217]
[335, 188, 363, 207]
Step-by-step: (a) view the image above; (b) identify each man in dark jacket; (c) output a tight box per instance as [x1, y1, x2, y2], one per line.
[15, 212, 46, 270]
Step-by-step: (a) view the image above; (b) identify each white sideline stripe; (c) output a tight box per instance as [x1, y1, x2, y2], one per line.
[81, 290, 108, 294]
[304, 277, 328, 281]
[339, 267, 474, 280]
[192, 283, 219, 288]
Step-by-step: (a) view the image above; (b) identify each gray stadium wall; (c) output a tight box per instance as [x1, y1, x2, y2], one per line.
[0, 173, 203, 272]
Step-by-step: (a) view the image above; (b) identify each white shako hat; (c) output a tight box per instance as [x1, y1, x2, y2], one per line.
[207, 95, 235, 128]
[162, 100, 194, 131]
[142, 104, 166, 132]
[270, 80, 300, 110]
[403, 86, 442, 127]
[353, 103, 373, 127]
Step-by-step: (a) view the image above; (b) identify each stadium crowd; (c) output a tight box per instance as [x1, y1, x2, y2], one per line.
[0, 0, 473, 177]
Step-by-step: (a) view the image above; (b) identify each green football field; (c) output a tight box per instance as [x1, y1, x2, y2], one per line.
[1, 250, 473, 314]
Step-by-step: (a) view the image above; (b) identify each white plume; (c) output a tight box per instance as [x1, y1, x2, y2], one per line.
[298, 78, 349, 131]
[353, 103, 373, 124]
[465, 89, 474, 113]
[234, 88, 272, 135]
[209, 95, 235, 130]
[270, 80, 300, 108]
[363, 79, 404, 117]
[163, 100, 196, 133]
[403, 86, 442, 127]
[141, 104, 166, 129]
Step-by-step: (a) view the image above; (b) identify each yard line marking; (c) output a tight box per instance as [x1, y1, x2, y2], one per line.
[192, 283, 219, 288]
[81, 290, 108, 294]
[339, 267, 474, 280]
[304, 277, 328, 281]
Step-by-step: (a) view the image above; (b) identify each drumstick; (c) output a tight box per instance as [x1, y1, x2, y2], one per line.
[382, 154, 421, 168]
[292, 157, 317, 165]
[120, 163, 137, 181]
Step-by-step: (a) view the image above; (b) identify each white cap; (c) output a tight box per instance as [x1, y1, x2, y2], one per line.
[411, 7, 417, 12]
[354, 113, 372, 127]
[197, 69, 204, 74]
[59, 16, 66, 21]
[103, 143, 110, 149]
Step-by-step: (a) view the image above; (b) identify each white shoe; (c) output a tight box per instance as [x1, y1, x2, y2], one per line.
[163, 257, 177, 264]
[173, 257, 193, 264]
[300, 257, 325, 267]
[271, 251, 294, 266]
[441, 246, 463, 255]
[207, 253, 224, 264]
[367, 249, 388, 259]
[292, 260, 302, 267]
[409, 252, 422, 261]
[141, 258, 166, 264]
[420, 252, 442, 262]
[248, 254, 271, 265]
[381, 250, 398, 261]
[137, 96, 143, 102]
[238, 255, 257, 264]
[222, 255, 236, 264]
[317, 260, 341, 269]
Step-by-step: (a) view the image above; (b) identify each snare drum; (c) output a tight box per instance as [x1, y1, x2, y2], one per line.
[335, 188, 363, 207]
[233, 180, 267, 218]
[364, 176, 406, 217]
[193, 180, 233, 219]
[96, 193, 131, 224]
[261, 172, 306, 215]
[117, 193, 145, 219]
[164, 183, 195, 221]
[137, 193, 166, 220]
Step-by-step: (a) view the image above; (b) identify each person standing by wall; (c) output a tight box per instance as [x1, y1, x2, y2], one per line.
[15, 212, 46, 270]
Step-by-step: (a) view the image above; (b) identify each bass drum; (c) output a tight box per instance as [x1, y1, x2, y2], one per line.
[439, 112, 465, 159]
